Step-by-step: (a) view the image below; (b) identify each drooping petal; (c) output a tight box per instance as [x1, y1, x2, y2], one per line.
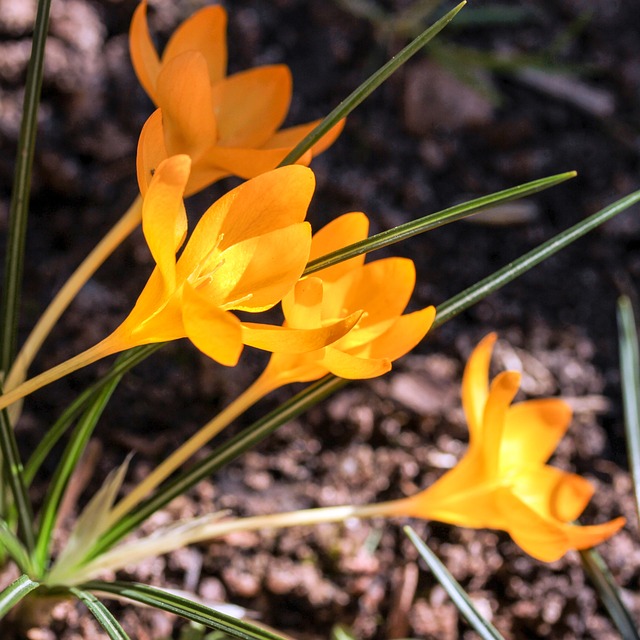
[182, 284, 243, 366]
[156, 52, 217, 159]
[501, 399, 572, 470]
[308, 212, 369, 283]
[241, 311, 361, 354]
[462, 333, 497, 443]
[365, 306, 436, 361]
[321, 346, 391, 380]
[141, 155, 190, 292]
[481, 371, 521, 476]
[212, 66, 292, 148]
[263, 118, 346, 157]
[162, 5, 227, 84]
[201, 146, 301, 181]
[136, 109, 169, 197]
[177, 166, 315, 280]
[129, 0, 161, 103]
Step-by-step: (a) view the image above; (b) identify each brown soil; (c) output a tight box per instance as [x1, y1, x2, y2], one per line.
[1, 0, 640, 638]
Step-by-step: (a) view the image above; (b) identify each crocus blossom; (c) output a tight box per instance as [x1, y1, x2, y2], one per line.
[130, 1, 344, 196]
[245, 212, 436, 386]
[0, 158, 357, 411]
[388, 334, 625, 562]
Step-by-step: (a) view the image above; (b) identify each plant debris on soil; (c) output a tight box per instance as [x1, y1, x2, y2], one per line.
[1, 0, 640, 638]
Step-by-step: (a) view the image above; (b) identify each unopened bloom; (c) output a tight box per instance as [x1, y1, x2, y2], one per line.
[130, 1, 343, 196]
[246, 212, 436, 387]
[388, 334, 625, 561]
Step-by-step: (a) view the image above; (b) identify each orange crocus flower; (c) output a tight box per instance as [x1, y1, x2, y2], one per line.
[0, 158, 357, 411]
[130, 1, 344, 196]
[245, 212, 436, 386]
[389, 333, 625, 561]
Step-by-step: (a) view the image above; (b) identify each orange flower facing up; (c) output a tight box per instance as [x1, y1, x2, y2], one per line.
[0, 158, 357, 411]
[246, 212, 436, 389]
[388, 333, 625, 561]
[130, 1, 344, 196]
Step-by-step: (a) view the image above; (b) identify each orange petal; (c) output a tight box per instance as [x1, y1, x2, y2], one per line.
[262, 118, 346, 157]
[156, 52, 217, 158]
[481, 370, 521, 476]
[182, 284, 243, 366]
[162, 5, 227, 85]
[212, 65, 292, 148]
[462, 333, 497, 442]
[501, 399, 572, 469]
[308, 212, 369, 283]
[202, 145, 298, 180]
[321, 346, 391, 380]
[365, 306, 436, 361]
[241, 310, 361, 354]
[178, 165, 315, 279]
[129, 0, 161, 103]
[282, 277, 324, 328]
[136, 109, 168, 197]
[141, 155, 190, 292]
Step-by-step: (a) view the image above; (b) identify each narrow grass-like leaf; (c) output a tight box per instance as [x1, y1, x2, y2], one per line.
[404, 526, 505, 640]
[304, 171, 575, 275]
[81, 581, 287, 640]
[278, 2, 466, 167]
[0, 519, 33, 575]
[617, 295, 640, 525]
[0, 574, 39, 619]
[69, 588, 130, 640]
[24, 344, 162, 486]
[0, 0, 53, 370]
[87, 376, 346, 560]
[434, 189, 640, 328]
[0, 404, 34, 551]
[579, 548, 639, 640]
[33, 375, 123, 574]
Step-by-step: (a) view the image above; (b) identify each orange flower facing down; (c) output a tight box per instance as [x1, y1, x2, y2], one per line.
[390, 334, 625, 562]
[130, 1, 344, 196]
[245, 212, 436, 386]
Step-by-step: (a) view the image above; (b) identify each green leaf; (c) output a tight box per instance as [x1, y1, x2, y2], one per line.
[87, 376, 346, 560]
[69, 588, 130, 640]
[304, 171, 576, 276]
[0, 574, 39, 619]
[33, 374, 123, 574]
[278, 1, 466, 167]
[0, 518, 34, 575]
[0, 403, 34, 551]
[404, 527, 505, 640]
[81, 581, 288, 640]
[434, 189, 640, 328]
[579, 548, 640, 640]
[617, 295, 640, 526]
[0, 0, 53, 370]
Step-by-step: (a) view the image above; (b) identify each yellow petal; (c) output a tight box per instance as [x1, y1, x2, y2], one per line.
[156, 52, 217, 158]
[481, 370, 521, 476]
[462, 333, 497, 444]
[129, 0, 161, 103]
[212, 65, 292, 148]
[178, 166, 314, 282]
[282, 277, 324, 328]
[182, 284, 243, 366]
[365, 306, 436, 361]
[321, 346, 391, 380]
[241, 310, 361, 354]
[263, 118, 346, 157]
[142, 155, 190, 292]
[501, 399, 572, 470]
[202, 145, 299, 181]
[308, 212, 369, 283]
[136, 109, 168, 197]
[162, 5, 227, 85]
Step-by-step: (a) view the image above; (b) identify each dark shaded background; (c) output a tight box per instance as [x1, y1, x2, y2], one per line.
[1, 0, 640, 637]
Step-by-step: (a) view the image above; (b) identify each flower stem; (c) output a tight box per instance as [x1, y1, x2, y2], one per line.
[3, 196, 142, 395]
[106, 372, 280, 525]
